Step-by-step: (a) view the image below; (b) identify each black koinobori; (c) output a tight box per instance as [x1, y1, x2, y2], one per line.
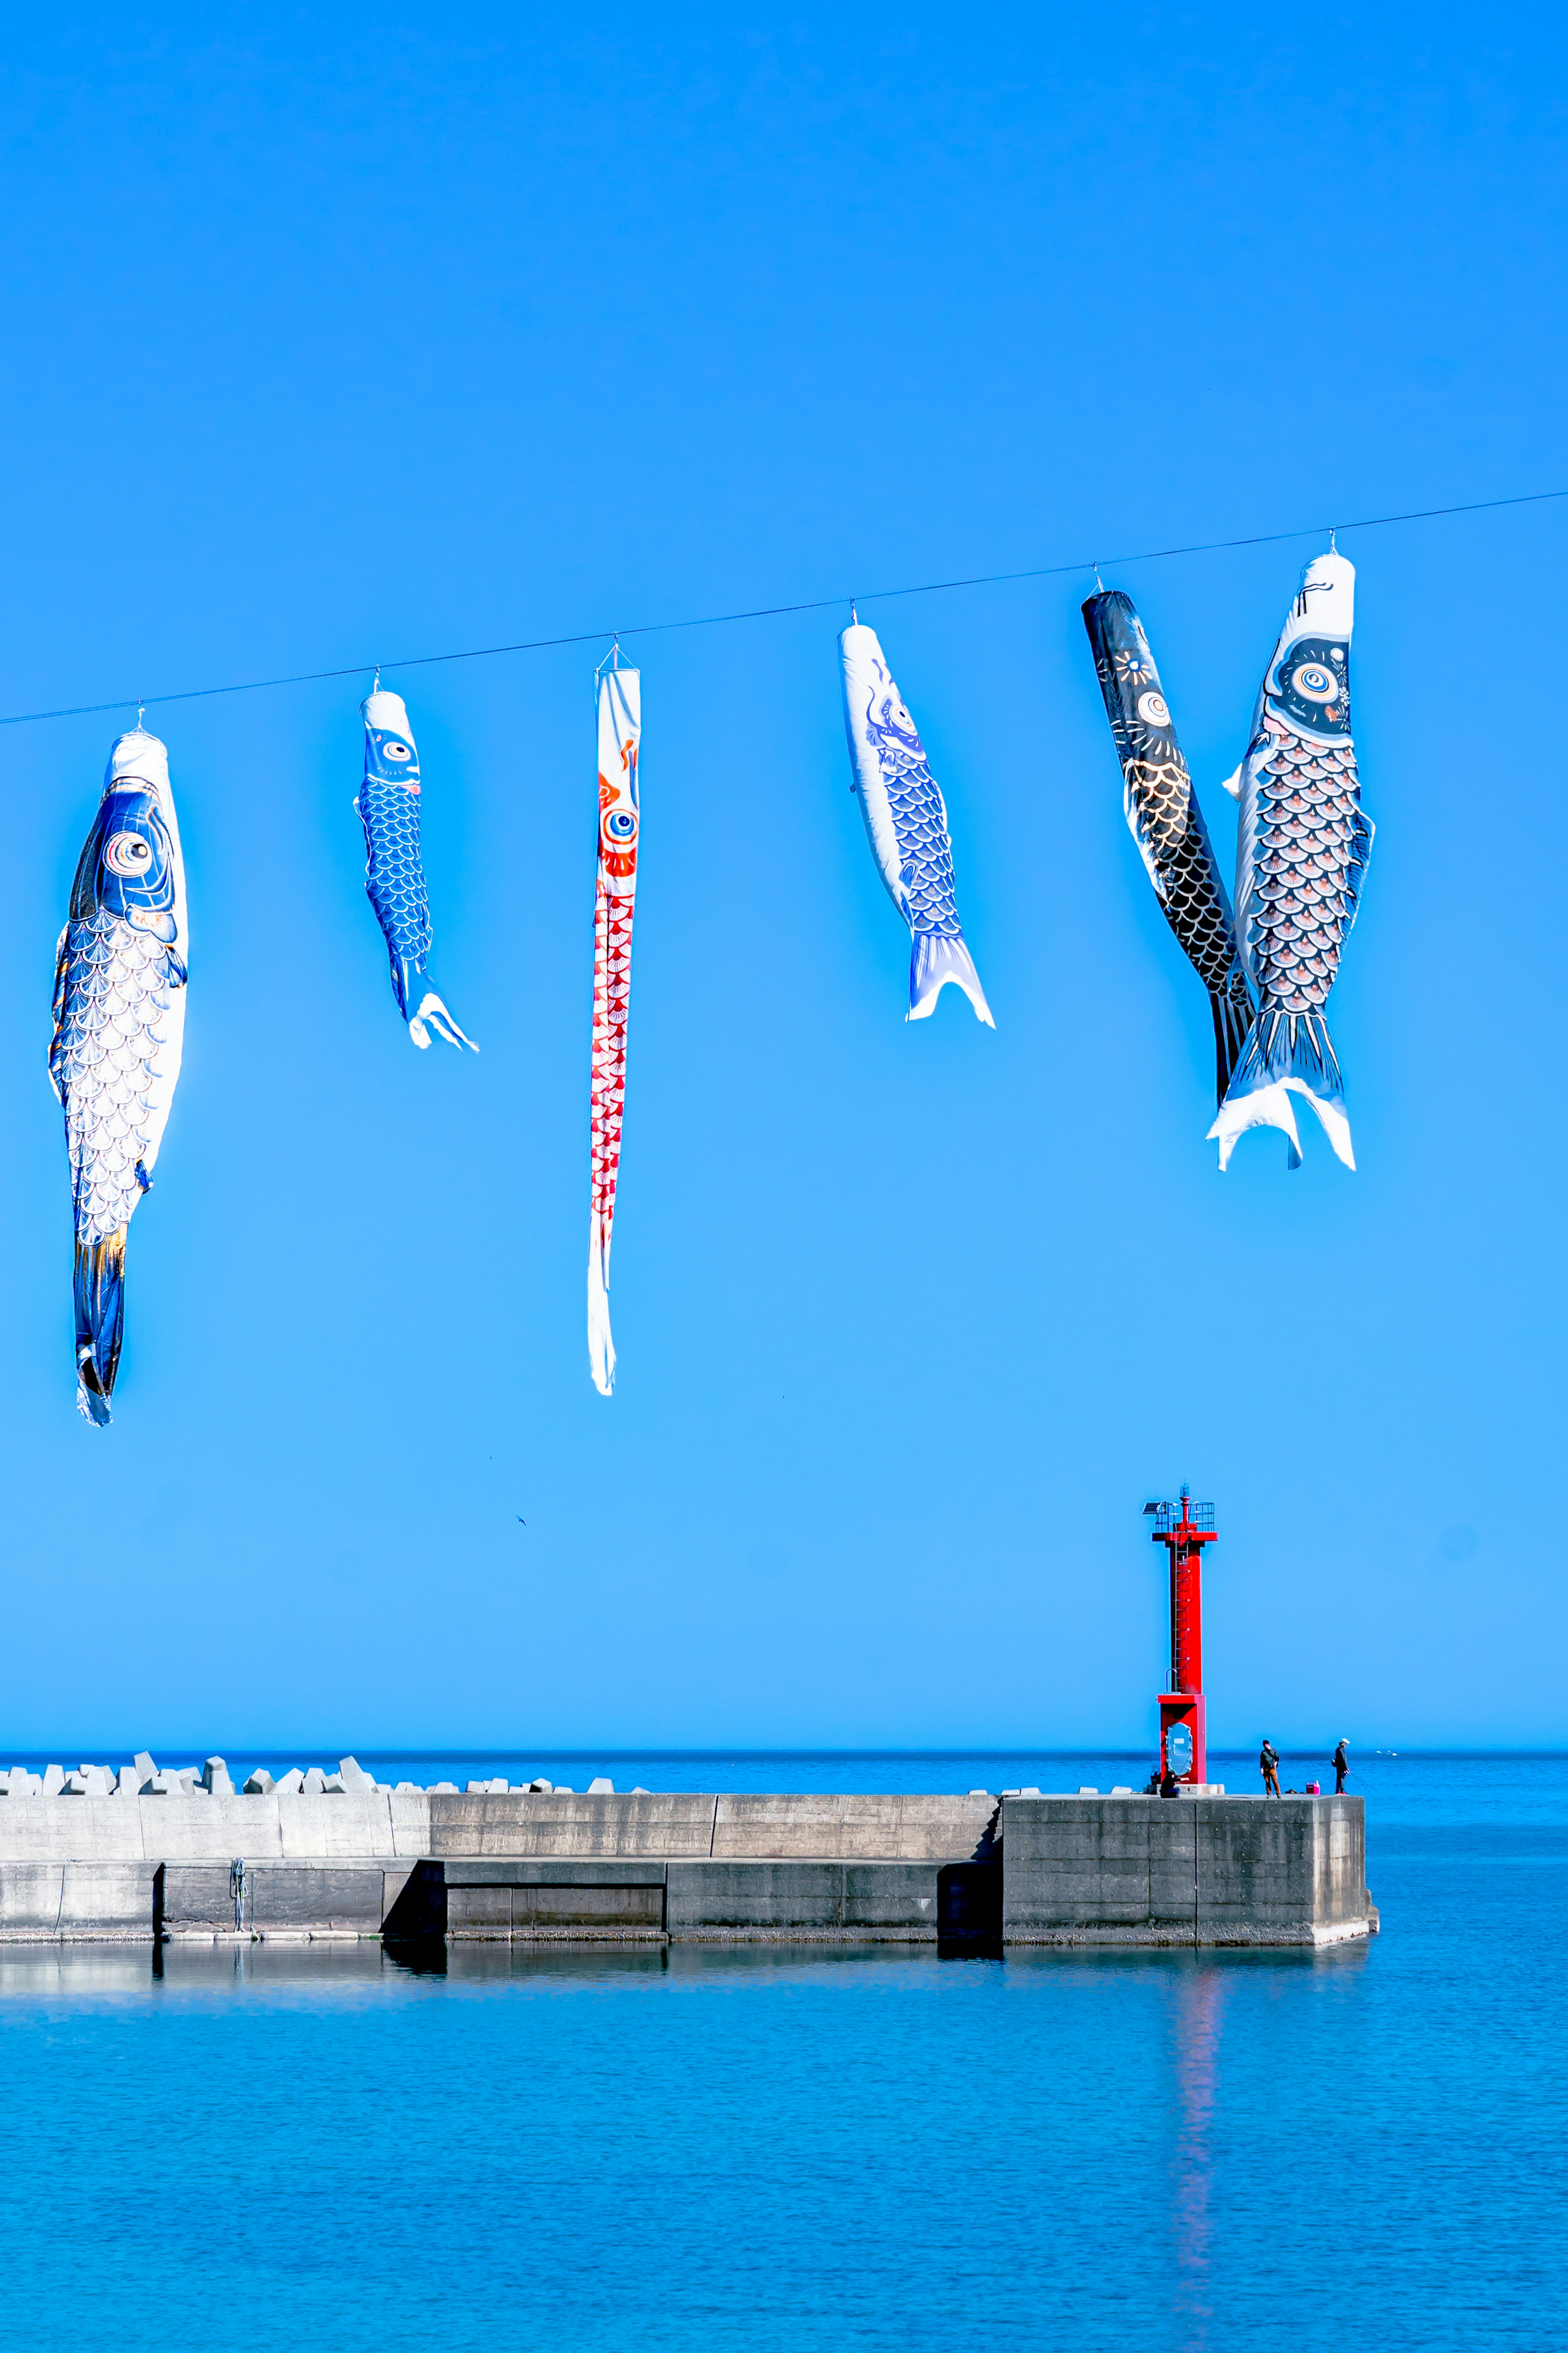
[1081, 591, 1254, 1104]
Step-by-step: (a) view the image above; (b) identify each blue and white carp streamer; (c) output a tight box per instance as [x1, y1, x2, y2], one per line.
[356, 687, 477, 1051]
[1210, 552, 1373, 1171]
[49, 729, 188, 1425]
[839, 622, 993, 1025]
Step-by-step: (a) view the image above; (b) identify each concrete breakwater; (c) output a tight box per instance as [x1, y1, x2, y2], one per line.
[0, 1767, 1376, 1949]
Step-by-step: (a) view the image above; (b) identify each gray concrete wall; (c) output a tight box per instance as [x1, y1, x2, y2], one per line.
[428, 1857, 965, 1942]
[1313, 1797, 1371, 1926]
[160, 1864, 392, 1938]
[423, 1791, 999, 1862]
[0, 1791, 429, 1863]
[0, 1790, 1371, 1948]
[1000, 1795, 1371, 1947]
[667, 1860, 946, 1938]
[423, 1792, 717, 1859]
[448, 1882, 667, 1936]
[0, 1788, 996, 1871]
[710, 1795, 998, 1861]
[0, 1861, 154, 1939]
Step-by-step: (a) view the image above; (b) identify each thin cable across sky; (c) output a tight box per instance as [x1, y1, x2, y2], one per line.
[0, 482, 1561, 730]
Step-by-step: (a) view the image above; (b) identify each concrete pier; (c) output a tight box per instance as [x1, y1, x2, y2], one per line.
[0, 1786, 1375, 1949]
[1001, 1794, 1375, 1947]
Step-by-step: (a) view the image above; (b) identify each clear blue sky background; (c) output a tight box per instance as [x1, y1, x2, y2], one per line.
[0, 4, 1561, 1752]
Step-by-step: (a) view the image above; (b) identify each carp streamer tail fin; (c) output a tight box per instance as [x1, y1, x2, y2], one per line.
[908, 930, 995, 1027]
[1209, 988, 1255, 1107]
[1207, 1011, 1353, 1173]
[73, 1229, 127, 1426]
[407, 988, 478, 1053]
[587, 1224, 615, 1398]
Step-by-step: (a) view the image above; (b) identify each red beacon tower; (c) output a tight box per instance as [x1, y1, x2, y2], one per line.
[1144, 1485, 1216, 1787]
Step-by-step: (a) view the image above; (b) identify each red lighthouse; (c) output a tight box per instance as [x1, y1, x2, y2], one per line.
[1145, 1485, 1216, 1787]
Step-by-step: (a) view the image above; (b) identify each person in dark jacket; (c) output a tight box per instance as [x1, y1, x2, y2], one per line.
[1260, 1740, 1281, 1797]
[1332, 1738, 1350, 1793]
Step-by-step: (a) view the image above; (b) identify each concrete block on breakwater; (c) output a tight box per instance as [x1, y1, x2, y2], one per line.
[1000, 1795, 1374, 1948]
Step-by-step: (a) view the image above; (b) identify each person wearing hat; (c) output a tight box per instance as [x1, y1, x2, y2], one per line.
[1332, 1738, 1350, 1793]
[1259, 1739, 1281, 1798]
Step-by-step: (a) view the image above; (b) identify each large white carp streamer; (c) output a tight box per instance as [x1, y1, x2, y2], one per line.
[839, 622, 993, 1025]
[1211, 552, 1373, 1171]
[588, 664, 641, 1395]
[49, 729, 188, 1424]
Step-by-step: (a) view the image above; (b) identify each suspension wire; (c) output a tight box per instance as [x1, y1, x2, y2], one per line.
[0, 481, 1561, 732]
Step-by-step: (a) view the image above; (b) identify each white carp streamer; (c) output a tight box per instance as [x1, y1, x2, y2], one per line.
[839, 622, 993, 1025]
[1210, 552, 1373, 1171]
[49, 729, 189, 1424]
[588, 665, 641, 1395]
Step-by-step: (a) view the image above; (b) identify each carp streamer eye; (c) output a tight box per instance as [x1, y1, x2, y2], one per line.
[1290, 662, 1340, 702]
[104, 833, 153, 877]
[382, 739, 414, 762]
[604, 808, 638, 845]
[1136, 690, 1171, 727]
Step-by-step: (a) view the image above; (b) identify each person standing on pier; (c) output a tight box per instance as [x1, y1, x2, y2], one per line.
[1260, 1740, 1281, 1797]
[1332, 1739, 1350, 1794]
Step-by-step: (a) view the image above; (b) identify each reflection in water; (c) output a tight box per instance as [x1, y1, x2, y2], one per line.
[0, 1937, 1368, 2002]
[0, 1936, 987, 2000]
[1171, 1965, 1226, 2346]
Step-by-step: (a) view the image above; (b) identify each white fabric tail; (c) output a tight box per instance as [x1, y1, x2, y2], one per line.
[1207, 1008, 1352, 1172]
[588, 1225, 615, 1397]
[909, 931, 994, 1026]
[1207, 1080, 1305, 1173]
[408, 991, 479, 1052]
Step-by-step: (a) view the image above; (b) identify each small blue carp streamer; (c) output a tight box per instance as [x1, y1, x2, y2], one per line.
[356, 688, 477, 1050]
[49, 729, 188, 1425]
[1082, 589, 1254, 1106]
[1210, 552, 1373, 1171]
[839, 622, 993, 1025]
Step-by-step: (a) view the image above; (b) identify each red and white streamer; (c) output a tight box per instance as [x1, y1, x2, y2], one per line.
[588, 664, 641, 1394]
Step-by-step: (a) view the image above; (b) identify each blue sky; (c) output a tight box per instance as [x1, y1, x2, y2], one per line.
[0, 4, 1562, 1750]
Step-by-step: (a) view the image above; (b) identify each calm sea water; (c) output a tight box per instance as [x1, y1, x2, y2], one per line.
[1, 1751, 1563, 2350]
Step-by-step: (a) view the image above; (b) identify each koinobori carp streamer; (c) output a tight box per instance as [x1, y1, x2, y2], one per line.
[1082, 588, 1254, 1105]
[839, 622, 993, 1026]
[588, 662, 641, 1396]
[49, 729, 189, 1424]
[356, 687, 476, 1051]
[1211, 550, 1373, 1170]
